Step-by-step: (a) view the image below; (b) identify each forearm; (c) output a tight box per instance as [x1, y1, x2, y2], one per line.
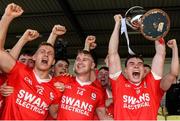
[0, 15, 13, 50]
[108, 22, 121, 55]
[170, 46, 179, 76]
[9, 38, 27, 59]
[47, 32, 58, 46]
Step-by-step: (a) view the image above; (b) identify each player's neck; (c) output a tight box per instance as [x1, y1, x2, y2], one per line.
[33, 68, 50, 79]
[76, 74, 91, 83]
[76, 76, 92, 86]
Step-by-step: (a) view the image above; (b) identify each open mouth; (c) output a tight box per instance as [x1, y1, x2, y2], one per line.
[77, 64, 84, 69]
[41, 59, 48, 64]
[132, 72, 140, 79]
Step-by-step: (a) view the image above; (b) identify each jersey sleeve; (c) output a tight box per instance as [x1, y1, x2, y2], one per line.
[110, 74, 125, 100]
[6, 62, 27, 86]
[51, 88, 62, 105]
[146, 72, 164, 102]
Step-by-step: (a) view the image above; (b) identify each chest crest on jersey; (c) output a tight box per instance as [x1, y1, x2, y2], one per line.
[24, 76, 33, 85]
[36, 85, 44, 95]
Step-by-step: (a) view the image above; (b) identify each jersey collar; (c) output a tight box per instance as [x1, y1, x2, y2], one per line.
[76, 77, 92, 86]
[33, 70, 52, 84]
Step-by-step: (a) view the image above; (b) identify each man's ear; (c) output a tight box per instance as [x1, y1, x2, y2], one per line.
[32, 54, 36, 61]
[91, 62, 95, 70]
[124, 67, 127, 74]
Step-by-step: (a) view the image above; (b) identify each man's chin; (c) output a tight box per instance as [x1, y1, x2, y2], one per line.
[129, 79, 141, 85]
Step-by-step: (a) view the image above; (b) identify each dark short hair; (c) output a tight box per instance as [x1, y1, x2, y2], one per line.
[144, 64, 151, 69]
[37, 42, 55, 52]
[38, 42, 54, 48]
[125, 54, 144, 67]
[20, 53, 33, 57]
[99, 66, 109, 71]
[77, 50, 94, 60]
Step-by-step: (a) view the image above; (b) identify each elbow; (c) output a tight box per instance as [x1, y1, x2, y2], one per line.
[170, 70, 179, 78]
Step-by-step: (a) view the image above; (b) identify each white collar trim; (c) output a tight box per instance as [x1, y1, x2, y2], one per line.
[33, 70, 52, 84]
[76, 77, 92, 86]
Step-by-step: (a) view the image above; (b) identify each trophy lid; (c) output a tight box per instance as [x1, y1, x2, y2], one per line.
[140, 9, 170, 41]
[125, 6, 146, 30]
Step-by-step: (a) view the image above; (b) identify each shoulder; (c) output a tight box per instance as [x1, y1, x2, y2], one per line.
[144, 71, 161, 81]
[89, 82, 104, 95]
[8, 61, 29, 75]
[52, 74, 75, 84]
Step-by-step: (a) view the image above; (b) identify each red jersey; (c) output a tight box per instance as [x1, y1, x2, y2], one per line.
[1, 62, 61, 120]
[53, 76, 105, 120]
[111, 72, 164, 120]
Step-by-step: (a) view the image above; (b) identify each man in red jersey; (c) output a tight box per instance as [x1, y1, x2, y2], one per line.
[98, 66, 114, 117]
[49, 50, 113, 120]
[0, 2, 23, 118]
[51, 58, 70, 76]
[0, 3, 61, 120]
[108, 14, 178, 120]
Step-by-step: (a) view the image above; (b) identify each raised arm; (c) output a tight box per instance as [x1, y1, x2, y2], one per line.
[108, 14, 122, 79]
[83, 35, 97, 82]
[151, 39, 166, 78]
[0, 37, 16, 73]
[9, 29, 39, 59]
[0, 3, 23, 50]
[160, 39, 179, 91]
[0, 3, 23, 73]
[47, 25, 66, 46]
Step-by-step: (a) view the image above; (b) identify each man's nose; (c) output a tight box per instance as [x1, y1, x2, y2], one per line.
[44, 52, 48, 56]
[135, 65, 138, 68]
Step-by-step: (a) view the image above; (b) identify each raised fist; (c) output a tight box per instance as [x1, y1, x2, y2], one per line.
[52, 25, 66, 36]
[114, 14, 122, 23]
[21, 29, 39, 42]
[85, 35, 97, 50]
[167, 39, 177, 49]
[4, 3, 24, 19]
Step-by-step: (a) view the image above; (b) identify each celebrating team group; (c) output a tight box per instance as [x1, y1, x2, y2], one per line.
[0, 3, 179, 120]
